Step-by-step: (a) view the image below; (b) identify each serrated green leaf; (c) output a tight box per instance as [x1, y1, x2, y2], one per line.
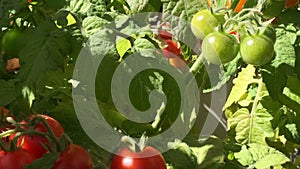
[192, 136, 224, 169]
[228, 108, 274, 145]
[223, 65, 256, 110]
[261, 25, 296, 99]
[235, 144, 290, 169]
[126, 0, 162, 13]
[0, 79, 16, 106]
[22, 152, 60, 169]
[82, 16, 109, 38]
[116, 37, 132, 58]
[164, 140, 197, 169]
[19, 21, 70, 89]
[162, 0, 206, 22]
[69, 0, 92, 15]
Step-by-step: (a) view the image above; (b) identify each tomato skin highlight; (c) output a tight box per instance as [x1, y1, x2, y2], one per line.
[191, 9, 225, 40]
[17, 114, 64, 159]
[202, 31, 239, 65]
[240, 35, 274, 66]
[52, 144, 93, 169]
[110, 146, 167, 169]
[0, 149, 35, 169]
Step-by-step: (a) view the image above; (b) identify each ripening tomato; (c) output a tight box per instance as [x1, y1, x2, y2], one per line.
[240, 34, 274, 66]
[158, 23, 173, 39]
[191, 9, 225, 40]
[110, 146, 167, 169]
[52, 144, 93, 169]
[285, 0, 299, 8]
[6, 58, 20, 72]
[202, 31, 239, 65]
[16, 114, 64, 159]
[207, 0, 231, 8]
[162, 40, 181, 58]
[0, 149, 35, 169]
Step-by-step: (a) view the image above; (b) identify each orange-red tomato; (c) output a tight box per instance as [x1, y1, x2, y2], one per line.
[207, 0, 231, 8]
[285, 0, 299, 8]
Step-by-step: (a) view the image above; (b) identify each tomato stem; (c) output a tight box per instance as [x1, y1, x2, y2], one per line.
[189, 53, 204, 75]
[248, 78, 263, 144]
[32, 116, 63, 152]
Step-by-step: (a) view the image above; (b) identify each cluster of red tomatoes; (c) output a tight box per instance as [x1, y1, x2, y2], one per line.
[0, 108, 93, 169]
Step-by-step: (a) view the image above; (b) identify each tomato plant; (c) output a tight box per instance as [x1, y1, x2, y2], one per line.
[52, 144, 93, 169]
[0, 0, 300, 168]
[110, 146, 166, 169]
[0, 149, 35, 169]
[202, 31, 239, 65]
[240, 34, 274, 66]
[191, 9, 225, 40]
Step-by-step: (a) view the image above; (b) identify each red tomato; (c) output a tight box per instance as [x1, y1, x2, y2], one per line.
[162, 40, 181, 58]
[52, 144, 93, 169]
[285, 0, 299, 8]
[6, 58, 20, 72]
[158, 23, 173, 39]
[110, 146, 167, 169]
[0, 149, 35, 169]
[17, 114, 64, 159]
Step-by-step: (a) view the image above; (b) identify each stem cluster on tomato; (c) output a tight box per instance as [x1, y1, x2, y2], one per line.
[14, 114, 65, 159]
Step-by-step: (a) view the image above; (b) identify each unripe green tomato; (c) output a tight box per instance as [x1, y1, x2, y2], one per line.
[262, 0, 285, 19]
[202, 31, 239, 65]
[191, 9, 225, 40]
[240, 35, 274, 66]
[2, 29, 24, 57]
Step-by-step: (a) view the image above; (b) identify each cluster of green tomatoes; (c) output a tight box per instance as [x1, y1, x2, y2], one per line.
[191, 8, 276, 66]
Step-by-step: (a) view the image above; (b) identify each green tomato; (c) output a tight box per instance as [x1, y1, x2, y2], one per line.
[2, 29, 24, 57]
[240, 34, 274, 66]
[262, 26, 276, 44]
[191, 9, 225, 40]
[262, 0, 285, 19]
[202, 31, 239, 65]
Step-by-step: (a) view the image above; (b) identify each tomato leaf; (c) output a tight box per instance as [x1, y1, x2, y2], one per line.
[223, 65, 256, 110]
[82, 16, 109, 38]
[18, 21, 71, 89]
[191, 136, 225, 169]
[0, 79, 16, 106]
[228, 108, 274, 145]
[69, 0, 92, 15]
[126, 0, 162, 13]
[162, 0, 206, 22]
[261, 25, 296, 99]
[235, 144, 290, 168]
[22, 152, 60, 169]
[164, 140, 197, 169]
